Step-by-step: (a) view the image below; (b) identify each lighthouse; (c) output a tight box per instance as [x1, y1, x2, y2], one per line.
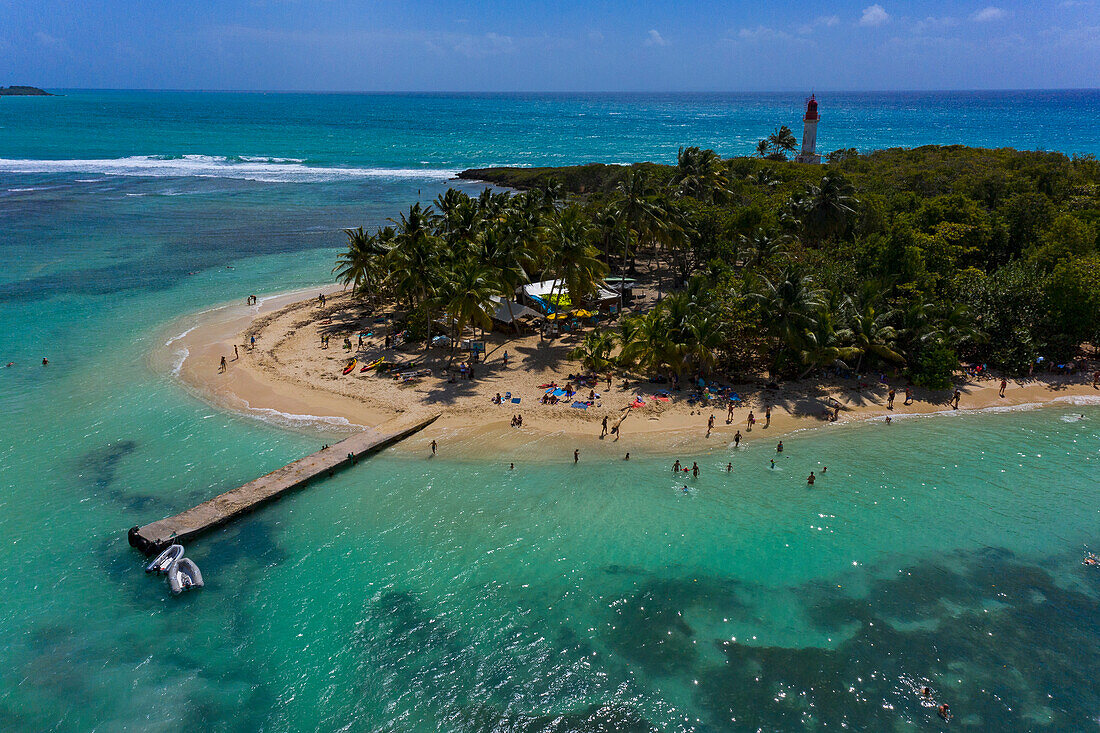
[795, 95, 821, 164]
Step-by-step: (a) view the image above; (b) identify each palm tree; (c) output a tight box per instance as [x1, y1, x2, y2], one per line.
[543, 206, 608, 328]
[481, 225, 533, 335]
[673, 147, 729, 203]
[767, 125, 798, 158]
[569, 328, 617, 371]
[754, 139, 770, 159]
[617, 309, 671, 373]
[439, 259, 496, 363]
[612, 169, 666, 275]
[797, 174, 858, 243]
[747, 268, 827, 377]
[836, 297, 905, 372]
[738, 228, 790, 269]
[334, 226, 391, 295]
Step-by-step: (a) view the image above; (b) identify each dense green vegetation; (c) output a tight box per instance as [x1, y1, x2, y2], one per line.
[341, 145, 1100, 382]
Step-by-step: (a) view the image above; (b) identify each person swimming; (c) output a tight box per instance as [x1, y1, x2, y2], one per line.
[807, 471, 816, 486]
[770, 459, 775, 469]
[776, 441, 783, 453]
[673, 460, 681, 472]
[938, 703, 951, 721]
[691, 462, 699, 478]
[726, 462, 732, 472]
[682, 485, 689, 494]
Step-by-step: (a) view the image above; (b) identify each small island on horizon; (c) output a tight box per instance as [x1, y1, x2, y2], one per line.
[0, 85, 53, 96]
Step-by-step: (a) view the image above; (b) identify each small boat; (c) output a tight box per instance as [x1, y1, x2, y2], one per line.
[342, 359, 357, 375]
[360, 357, 385, 372]
[168, 557, 204, 594]
[145, 544, 183, 574]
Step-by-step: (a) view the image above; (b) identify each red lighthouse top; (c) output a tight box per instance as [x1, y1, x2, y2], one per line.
[804, 94, 819, 122]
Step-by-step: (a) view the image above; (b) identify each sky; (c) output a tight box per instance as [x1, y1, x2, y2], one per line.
[2, 0, 1098, 91]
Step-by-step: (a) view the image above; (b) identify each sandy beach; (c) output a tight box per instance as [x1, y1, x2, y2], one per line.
[157, 288, 1100, 461]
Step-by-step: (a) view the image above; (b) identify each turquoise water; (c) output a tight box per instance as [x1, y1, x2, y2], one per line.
[2, 91, 1100, 730]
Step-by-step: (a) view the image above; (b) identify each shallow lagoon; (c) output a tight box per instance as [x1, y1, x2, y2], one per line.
[2, 91, 1100, 730]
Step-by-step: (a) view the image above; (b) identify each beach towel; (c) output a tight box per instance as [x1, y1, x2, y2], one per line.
[655, 395, 670, 402]
[571, 401, 588, 409]
[553, 389, 567, 397]
[511, 397, 521, 404]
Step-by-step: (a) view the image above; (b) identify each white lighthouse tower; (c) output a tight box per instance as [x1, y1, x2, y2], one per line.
[795, 95, 821, 164]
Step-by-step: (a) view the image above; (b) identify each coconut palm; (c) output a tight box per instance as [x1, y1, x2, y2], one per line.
[768, 125, 798, 157]
[334, 226, 391, 295]
[612, 169, 666, 274]
[797, 173, 858, 243]
[739, 228, 790, 269]
[438, 258, 496, 363]
[569, 328, 617, 371]
[673, 147, 729, 203]
[617, 309, 671, 373]
[754, 139, 770, 159]
[481, 225, 533, 334]
[836, 298, 905, 371]
[543, 205, 608, 321]
[747, 268, 827, 376]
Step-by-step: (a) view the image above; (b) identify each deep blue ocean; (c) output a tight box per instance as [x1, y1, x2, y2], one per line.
[1, 90, 1099, 731]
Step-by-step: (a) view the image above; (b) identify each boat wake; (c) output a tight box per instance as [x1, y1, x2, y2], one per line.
[0, 155, 461, 183]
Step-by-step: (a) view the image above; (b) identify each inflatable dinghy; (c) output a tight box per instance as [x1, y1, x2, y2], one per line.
[145, 544, 184, 574]
[168, 557, 204, 594]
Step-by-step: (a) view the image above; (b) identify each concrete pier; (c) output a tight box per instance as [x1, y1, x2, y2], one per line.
[128, 414, 439, 555]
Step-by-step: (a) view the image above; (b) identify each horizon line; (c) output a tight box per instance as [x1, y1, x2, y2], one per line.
[17, 86, 1100, 95]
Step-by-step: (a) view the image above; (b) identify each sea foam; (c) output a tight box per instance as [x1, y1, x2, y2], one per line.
[0, 155, 461, 183]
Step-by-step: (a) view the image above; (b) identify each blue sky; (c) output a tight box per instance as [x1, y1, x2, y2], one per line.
[2, 1, 1098, 91]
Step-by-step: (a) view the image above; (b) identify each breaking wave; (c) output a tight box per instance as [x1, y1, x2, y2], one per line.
[0, 154, 461, 183]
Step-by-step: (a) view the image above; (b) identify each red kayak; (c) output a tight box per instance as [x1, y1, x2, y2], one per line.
[342, 359, 357, 375]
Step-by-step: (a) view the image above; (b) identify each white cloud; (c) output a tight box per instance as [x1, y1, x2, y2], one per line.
[645, 29, 668, 47]
[797, 15, 840, 34]
[859, 4, 890, 27]
[912, 16, 958, 34]
[737, 25, 793, 42]
[972, 6, 1007, 21]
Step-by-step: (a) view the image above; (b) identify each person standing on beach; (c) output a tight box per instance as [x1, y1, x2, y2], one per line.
[707, 414, 715, 438]
[887, 388, 895, 410]
[999, 378, 1007, 398]
[734, 430, 741, 448]
[747, 411, 755, 430]
[764, 406, 772, 428]
[250, 334, 256, 350]
[234, 345, 239, 360]
[601, 415, 609, 437]
[904, 386, 913, 405]
[219, 355, 227, 373]
[952, 389, 961, 409]
[574, 449, 579, 464]
[430, 440, 437, 455]
[727, 400, 735, 424]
